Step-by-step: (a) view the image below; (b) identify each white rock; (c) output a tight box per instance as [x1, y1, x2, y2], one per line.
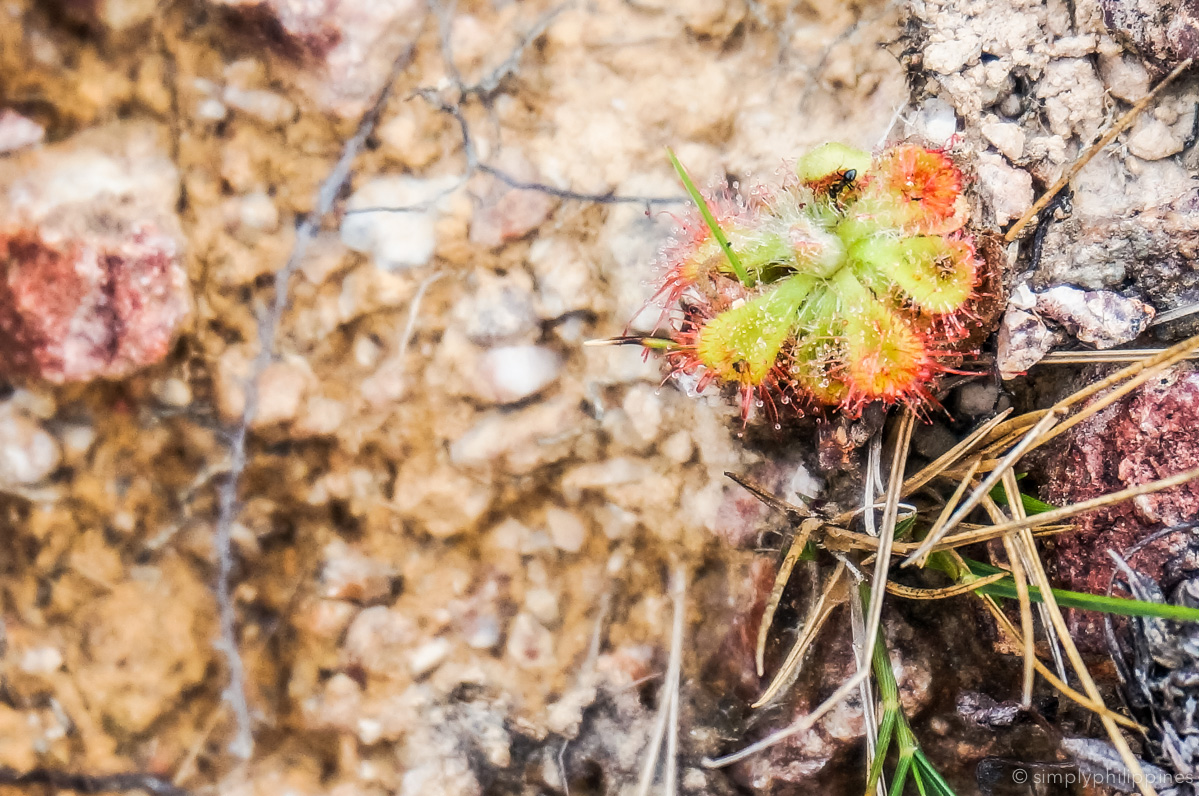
[0, 405, 60, 485]
[1009, 282, 1037, 310]
[506, 613, 553, 670]
[621, 384, 663, 444]
[923, 36, 982, 74]
[975, 153, 1033, 226]
[233, 191, 280, 233]
[343, 606, 417, 676]
[524, 587, 560, 625]
[1038, 59, 1107, 141]
[659, 430, 694, 464]
[1126, 116, 1184, 161]
[222, 86, 296, 125]
[153, 377, 192, 407]
[320, 540, 397, 603]
[980, 120, 1025, 160]
[253, 360, 310, 426]
[393, 459, 493, 539]
[195, 98, 228, 122]
[545, 506, 587, 553]
[341, 175, 460, 271]
[474, 346, 563, 404]
[529, 237, 593, 319]
[409, 638, 452, 678]
[786, 462, 824, 503]
[449, 397, 584, 473]
[0, 110, 44, 154]
[996, 308, 1060, 380]
[1035, 286, 1155, 348]
[1099, 53, 1151, 103]
[452, 271, 539, 346]
[905, 98, 959, 148]
[19, 645, 63, 674]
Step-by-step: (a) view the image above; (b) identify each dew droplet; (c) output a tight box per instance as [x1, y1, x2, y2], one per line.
[774, 423, 782, 430]
[781, 396, 791, 404]
[755, 399, 764, 408]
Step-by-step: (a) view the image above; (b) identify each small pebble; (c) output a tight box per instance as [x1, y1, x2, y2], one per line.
[905, 97, 959, 146]
[341, 175, 460, 271]
[956, 381, 1000, 417]
[524, 587, 560, 625]
[996, 308, 1061, 379]
[545, 506, 587, 553]
[975, 152, 1033, 226]
[506, 613, 554, 670]
[0, 406, 60, 485]
[343, 606, 417, 676]
[319, 540, 397, 603]
[1126, 116, 1184, 161]
[659, 430, 694, 464]
[980, 119, 1025, 160]
[0, 110, 44, 154]
[1035, 285, 1155, 348]
[222, 86, 296, 125]
[409, 638, 452, 678]
[474, 346, 563, 404]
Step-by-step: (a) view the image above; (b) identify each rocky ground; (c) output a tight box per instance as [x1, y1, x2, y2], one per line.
[1, 0, 1199, 794]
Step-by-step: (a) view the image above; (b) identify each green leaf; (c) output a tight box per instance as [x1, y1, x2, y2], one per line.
[667, 148, 752, 287]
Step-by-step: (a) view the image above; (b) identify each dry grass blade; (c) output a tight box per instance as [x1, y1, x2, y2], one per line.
[753, 562, 847, 708]
[1004, 58, 1193, 242]
[704, 409, 916, 769]
[884, 571, 1007, 600]
[636, 561, 686, 796]
[725, 472, 812, 519]
[1009, 523, 1158, 795]
[757, 517, 823, 677]
[1150, 301, 1199, 327]
[904, 457, 981, 569]
[903, 411, 1058, 566]
[901, 409, 1011, 497]
[1039, 349, 1199, 364]
[1000, 470, 1036, 706]
[933, 465, 1199, 552]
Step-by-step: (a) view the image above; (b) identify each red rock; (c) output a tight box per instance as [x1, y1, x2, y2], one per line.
[0, 124, 189, 384]
[1040, 363, 1199, 648]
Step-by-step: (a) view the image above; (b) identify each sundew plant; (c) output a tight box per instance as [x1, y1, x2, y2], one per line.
[644, 142, 982, 420]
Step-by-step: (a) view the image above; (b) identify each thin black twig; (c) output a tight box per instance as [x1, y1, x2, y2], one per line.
[1026, 187, 1072, 275]
[0, 768, 191, 796]
[210, 42, 419, 760]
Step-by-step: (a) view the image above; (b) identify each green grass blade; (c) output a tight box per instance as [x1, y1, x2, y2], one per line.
[986, 484, 1056, 515]
[866, 709, 898, 791]
[912, 767, 930, 796]
[913, 751, 958, 796]
[890, 755, 913, 796]
[964, 559, 1199, 622]
[666, 148, 752, 286]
